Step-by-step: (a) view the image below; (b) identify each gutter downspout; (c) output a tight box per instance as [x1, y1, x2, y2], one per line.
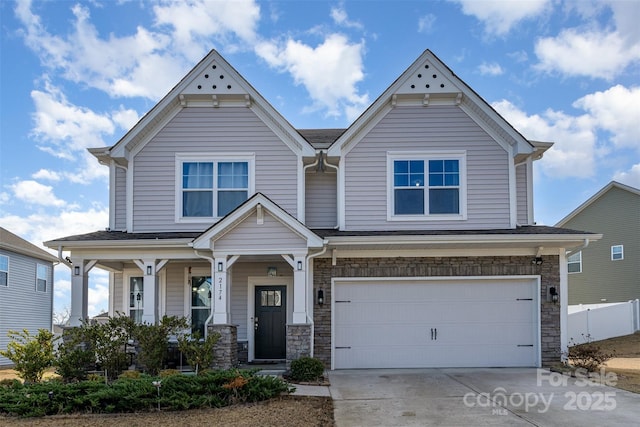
[321, 155, 340, 229]
[194, 249, 215, 338]
[56, 245, 72, 268]
[566, 239, 590, 257]
[305, 244, 328, 357]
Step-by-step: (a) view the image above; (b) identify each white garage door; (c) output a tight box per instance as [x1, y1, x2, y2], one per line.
[333, 278, 539, 369]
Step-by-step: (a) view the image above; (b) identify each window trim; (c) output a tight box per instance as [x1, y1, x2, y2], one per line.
[0, 255, 8, 287]
[387, 151, 467, 221]
[567, 251, 582, 274]
[36, 263, 48, 292]
[611, 245, 624, 261]
[175, 153, 255, 223]
[183, 267, 212, 336]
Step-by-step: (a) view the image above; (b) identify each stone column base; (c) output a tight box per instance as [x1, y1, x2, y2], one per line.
[286, 324, 312, 369]
[208, 324, 238, 369]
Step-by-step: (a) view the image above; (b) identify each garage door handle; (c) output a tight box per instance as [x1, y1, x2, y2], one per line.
[430, 328, 437, 340]
[335, 346, 351, 349]
[434, 328, 437, 340]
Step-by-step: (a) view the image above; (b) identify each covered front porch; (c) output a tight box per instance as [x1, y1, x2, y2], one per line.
[46, 194, 326, 368]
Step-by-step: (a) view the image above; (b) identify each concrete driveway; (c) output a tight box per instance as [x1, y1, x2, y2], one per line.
[328, 368, 640, 426]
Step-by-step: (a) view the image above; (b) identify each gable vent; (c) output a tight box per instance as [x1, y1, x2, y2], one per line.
[396, 61, 459, 95]
[181, 61, 247, 96]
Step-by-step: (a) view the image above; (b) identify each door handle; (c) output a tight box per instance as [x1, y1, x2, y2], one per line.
[254, 317, 258, 331]
[430, 328, 434, 340]
[430, 328, 438, 340]
[434, 328, 437, 340]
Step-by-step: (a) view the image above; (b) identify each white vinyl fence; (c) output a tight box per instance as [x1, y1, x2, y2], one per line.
[568, 299, 640, 343]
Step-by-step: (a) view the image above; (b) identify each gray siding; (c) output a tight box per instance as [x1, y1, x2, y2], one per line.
[131, 107, 299, 232]
[516, 163, 529, 225]
[0, 250, 53, 366]
[164, 264, 188, 318]
[344, 105, 511, 230]
[214, 212, 307, 251]
[564, 187, 640, 304]
[112, 272, 124, 315]
[306, 169, 337, 228]
[114, 166, 127, 231]
[230, 261, 292, 341]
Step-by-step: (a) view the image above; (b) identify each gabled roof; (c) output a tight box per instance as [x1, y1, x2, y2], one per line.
[94, 50, 315, 165]
[556, 181, 640, 227]
[193, 192, 324, 250]
[0, 227, 58, 263]
[327, 49, 547, 160]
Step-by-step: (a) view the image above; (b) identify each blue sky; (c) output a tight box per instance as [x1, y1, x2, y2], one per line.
[1, 0, 639, 319]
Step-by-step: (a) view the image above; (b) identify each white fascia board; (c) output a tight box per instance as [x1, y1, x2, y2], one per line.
[44, 238, 196, 251]
[325, 233, 602, 247]
[508, 144, 517, 228]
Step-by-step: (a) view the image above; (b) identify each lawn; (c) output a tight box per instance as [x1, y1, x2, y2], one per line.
[593, 332, 640, 394]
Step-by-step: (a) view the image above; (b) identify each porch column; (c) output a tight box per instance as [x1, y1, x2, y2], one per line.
[212, 256, 229, 324]
[69, 258, 96, 326]
[292, 254, 307, 324]
[142, 261, 157, 324]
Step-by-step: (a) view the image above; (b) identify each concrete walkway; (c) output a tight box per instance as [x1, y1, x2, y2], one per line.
[328, 368, 640, 426]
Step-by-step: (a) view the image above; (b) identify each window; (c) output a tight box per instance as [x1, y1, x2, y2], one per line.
[36, 264, 47, 292]
[611, 245, 624, 261]
[567, 251, 582, 273]
[388, 152, 466, 220]
[191, 276, 212, 336]
[0, 255, 8, 286]
[129, 277, 144, 323]
[177, 154, 254, 221]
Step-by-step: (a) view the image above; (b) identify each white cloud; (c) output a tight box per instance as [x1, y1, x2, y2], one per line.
[88, 272, 110, 317]
[111, 106, 140, 132]
[54, 276, 71, 299]
[255, 34, 369, 119]
[492, 100, 597, 178]
[418, 14, 436, 33]
[31, 81, 115, 160]
[153, 0, 261, 58]
[478, 62, 504, 76]
[452, 0, 551, 35]
[613, 164, 640, 189]
[32, 169, 62, 181]
[10, 180, 66, 207]
[572, 85, 640, 150]
[331, 6, 364, 30]
[535, 29, 640, 79]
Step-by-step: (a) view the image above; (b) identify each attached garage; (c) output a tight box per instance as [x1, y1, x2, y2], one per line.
[332, 277, 540, 369]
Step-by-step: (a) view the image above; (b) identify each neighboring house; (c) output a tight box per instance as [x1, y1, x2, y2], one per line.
[1, 227, 57, 366]
[44, 50, 599, 370]
[556, 181, 639, 305]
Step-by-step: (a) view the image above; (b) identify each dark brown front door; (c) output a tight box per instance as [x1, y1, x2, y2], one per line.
[254, 286, 286, 359]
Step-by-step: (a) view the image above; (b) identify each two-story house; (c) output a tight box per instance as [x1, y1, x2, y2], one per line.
[45, 50, 599, 369]
[1, 227, 57, 366]
[556, 181, 639, 305]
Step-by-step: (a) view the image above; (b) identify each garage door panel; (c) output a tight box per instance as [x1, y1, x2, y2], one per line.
[333, 278, 539, 369]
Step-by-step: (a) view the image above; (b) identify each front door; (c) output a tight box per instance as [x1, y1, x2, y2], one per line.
[254, 286, 286, 359]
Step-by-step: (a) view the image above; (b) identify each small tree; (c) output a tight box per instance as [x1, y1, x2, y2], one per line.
[177, 331, 220, 374]
[0, 329, 56, 383]
[83, 315, 135, 380]
[133, 316, 189, 375]
[55, 327, 94, 382]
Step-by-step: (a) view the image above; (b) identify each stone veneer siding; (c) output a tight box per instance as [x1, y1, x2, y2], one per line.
[209, 324, 238, 369]
[286, 324, 312, 368]
[313, 255, 560, 368]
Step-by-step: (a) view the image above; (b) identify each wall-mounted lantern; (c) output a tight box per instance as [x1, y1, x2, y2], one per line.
[317, 289, 324, 305]
[549, 286, 558, 303]
[217, 262, 223, 272]
[74, 266, 80, 276]
[297, 261, 303, 271]
[146, 265, 152, 275]
[532, 257, 544, 266]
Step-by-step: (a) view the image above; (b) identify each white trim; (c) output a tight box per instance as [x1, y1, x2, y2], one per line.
[122, 269, 144, 321]
[338, 159, 346, 230]
[526, 157, 534, 224]
[297, 154, 304, 222]
[247, 276, 293, 361]
[36, 263, 48, 292]
[386, 151, 467, 221]
[559, 248, 569, 361]
[567, 251, 582, 274]
[126, 160, 134, 232]
[183, 266, 212, 332]
[611, 244, 624, 261]
[508, 145, 517, 228]
[174, 153, 255, 224]
[109, 161, 116, 230]
[331, 275, 541, 370]
[458, 102, 512, 154]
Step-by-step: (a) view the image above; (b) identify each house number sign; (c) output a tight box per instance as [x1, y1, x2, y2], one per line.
[218, 276, 222, 300]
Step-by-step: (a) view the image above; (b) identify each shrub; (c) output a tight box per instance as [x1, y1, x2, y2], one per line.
[289, 357, 325, 382]
[159, 369, 181, 378]
[567, 335, 616, 372]
[119, 370, 141, 379]
[177, 331, 220, 374]
[132, 316, 189, 375]
[55, 328, 94, 383]
[0, 329, 56, 383]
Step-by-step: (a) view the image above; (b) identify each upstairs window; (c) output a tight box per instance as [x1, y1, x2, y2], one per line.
[0, 255, 8, 286]
[567, 251, 582, 273]
[36, 264, 47, 292]
[611, 245, 624, 261]
[388, 152, 466, 220]
[177, 154, 254, 221]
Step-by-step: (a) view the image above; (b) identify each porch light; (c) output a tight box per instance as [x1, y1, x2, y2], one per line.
[317, 289, 324, 305]
[549, 286, 558, 303]
[217, 262, 223, 272]
[297, 261, 303, 271]
[74, 266, 80, 276]
[146, 265, 152, 275]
